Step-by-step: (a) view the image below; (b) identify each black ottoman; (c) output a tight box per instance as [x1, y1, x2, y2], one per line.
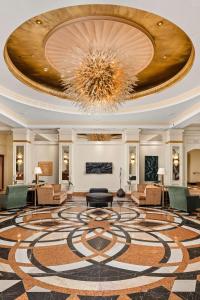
[86, 192, 113, 207]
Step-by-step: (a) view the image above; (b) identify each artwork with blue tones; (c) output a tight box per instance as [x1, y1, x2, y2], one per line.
[145, 156, 158, 181]
[86, 162, 112, 174]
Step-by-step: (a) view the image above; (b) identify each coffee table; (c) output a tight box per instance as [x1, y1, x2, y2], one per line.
[86, 192, 113, 207]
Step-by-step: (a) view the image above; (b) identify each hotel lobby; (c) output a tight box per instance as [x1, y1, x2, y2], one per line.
[0, 0, 200, 299]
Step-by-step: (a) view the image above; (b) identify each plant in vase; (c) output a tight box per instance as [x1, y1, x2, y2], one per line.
[68, 180, 73, 192]
[127, 180, 131, 192]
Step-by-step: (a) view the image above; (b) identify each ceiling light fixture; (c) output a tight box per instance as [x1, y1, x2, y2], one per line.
[157, 21, 163, 26]
[60, 48, 138, 112]
[35, 19, 43, 25]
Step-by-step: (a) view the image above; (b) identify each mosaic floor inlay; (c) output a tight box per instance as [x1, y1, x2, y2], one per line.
[0, 200, 200, 299]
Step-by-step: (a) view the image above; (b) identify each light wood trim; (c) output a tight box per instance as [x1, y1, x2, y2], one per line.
[13, 140, 31, 143]
[126, 140, 139, 143]
[166, 141, 183, 144]
[59, 140, 72, 143]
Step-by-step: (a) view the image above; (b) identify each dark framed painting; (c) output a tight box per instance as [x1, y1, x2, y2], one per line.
[145, 156, 158, 181]
[86, 162, 112, 174]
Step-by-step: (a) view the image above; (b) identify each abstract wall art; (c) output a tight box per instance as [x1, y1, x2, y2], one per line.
[145, 156, 158, 181]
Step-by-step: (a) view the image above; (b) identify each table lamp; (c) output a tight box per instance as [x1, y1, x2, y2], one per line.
[157, 168, 165, 208]
[34, 167, 42, 185]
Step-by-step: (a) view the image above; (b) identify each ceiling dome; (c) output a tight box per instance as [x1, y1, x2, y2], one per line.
[45, 17, 154, 76]
[4, 4, 194, 104]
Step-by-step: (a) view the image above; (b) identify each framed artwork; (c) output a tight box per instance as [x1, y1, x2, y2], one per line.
[38, 161, 53, 176]
[145, 156, 158, 181]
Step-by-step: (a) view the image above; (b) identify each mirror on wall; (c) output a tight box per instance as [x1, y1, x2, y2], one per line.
[129, 146, 136, 181]
[172, 146, 180, 181]
[16, 145, 24, 181]
[62, 146, 69, 181]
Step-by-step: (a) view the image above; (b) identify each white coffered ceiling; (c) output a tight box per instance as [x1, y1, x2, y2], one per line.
[0, 0, 200, 130]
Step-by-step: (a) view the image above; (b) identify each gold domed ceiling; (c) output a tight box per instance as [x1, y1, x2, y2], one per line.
[4, 4, 194, 108]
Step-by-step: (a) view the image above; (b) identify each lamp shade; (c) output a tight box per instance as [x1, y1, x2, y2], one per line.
[157, 168, 165, 175]
[34, 167, 42, 175]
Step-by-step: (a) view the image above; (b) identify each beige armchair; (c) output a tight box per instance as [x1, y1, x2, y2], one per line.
[131, 184, 161, 206]
[37, 184, 66, 205]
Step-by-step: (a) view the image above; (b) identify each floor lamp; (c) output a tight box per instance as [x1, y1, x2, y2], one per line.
[34, 167, 42, 207]
[157, 168, 165, 208]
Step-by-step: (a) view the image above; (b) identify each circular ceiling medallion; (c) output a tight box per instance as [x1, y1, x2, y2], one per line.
[45, 17, 154, 77]
[4, 4, 194, 102]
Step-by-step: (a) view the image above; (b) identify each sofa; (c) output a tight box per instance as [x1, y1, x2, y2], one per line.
[0, 185, 28, 209]
[37, 184, 66, 205]
[168, 186, 200, 212]
[131, 184, 161, 206]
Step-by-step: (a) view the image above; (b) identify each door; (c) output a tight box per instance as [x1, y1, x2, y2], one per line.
[0, 155, 4, 191]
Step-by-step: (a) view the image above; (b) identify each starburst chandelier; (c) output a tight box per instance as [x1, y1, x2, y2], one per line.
[60, 48, 138, 112]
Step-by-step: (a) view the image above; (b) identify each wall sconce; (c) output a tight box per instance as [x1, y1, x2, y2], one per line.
[130, 154, 135, 164]
[63, 153, 69, 164]
[16, 153, 23, 165]
[173, 153, 179, 167]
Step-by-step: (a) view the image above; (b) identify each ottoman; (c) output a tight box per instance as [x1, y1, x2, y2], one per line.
[86, 192, 113, 207]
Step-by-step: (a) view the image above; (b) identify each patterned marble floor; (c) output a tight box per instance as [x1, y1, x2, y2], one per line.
[0, 199, 200, 299]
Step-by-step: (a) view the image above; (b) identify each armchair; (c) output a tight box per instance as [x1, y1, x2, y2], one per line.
[168, 186, 200, 212]
[131, 184, 161, 206]
[0, 185, 28, 210]
[37, 184, 66, 205]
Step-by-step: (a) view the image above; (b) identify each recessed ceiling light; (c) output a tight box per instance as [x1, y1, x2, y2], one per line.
[157, 20, 163, 27]
[43, 67, 48, 72]
[163, 55, 167, 60]
[35, 19, 43, 25]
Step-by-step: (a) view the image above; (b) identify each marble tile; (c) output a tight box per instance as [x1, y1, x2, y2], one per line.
[0, 280, 20, 292]
[0, 200, 199, 299]
[15, 249, 30, 264]
[48, 261, 91, 272]
[28, 286, 51, 292]
[167, 248, 183, 263]
[74, 242, 94, 256]
[107, 260, 149, 272]
[153, 265, 179, 274]
[172, 280, 196, 292]
[184, 261, 200, 272]
[105, 242, 125, 256]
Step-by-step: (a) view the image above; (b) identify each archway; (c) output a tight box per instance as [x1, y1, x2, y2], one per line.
[187, 149, 200, 186]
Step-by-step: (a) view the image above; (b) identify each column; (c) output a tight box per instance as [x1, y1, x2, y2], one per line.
[165, 129, 184, 186]
[12, 128, 33, 184]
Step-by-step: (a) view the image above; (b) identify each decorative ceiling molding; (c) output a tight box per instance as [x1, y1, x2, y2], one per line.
[4, 4, 194, 106]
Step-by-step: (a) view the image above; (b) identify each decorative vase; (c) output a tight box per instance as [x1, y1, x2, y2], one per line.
[116, 167, 125, 198]
[116, 188, 125, 198]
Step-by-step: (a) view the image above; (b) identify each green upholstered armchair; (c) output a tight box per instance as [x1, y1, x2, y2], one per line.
[168, 186, 200, 213]
[0, 185, 28, 210]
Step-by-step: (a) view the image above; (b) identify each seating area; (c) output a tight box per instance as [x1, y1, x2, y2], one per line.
[37, 184, 66, 205]
[168, 186, 200, 213]
[0, 1, 200, 298]
[131, 184, 162, 206]
[0, 185, 28, 209]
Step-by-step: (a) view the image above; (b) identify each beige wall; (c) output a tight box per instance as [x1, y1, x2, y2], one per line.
[187, 149, 200, 183]
[32, 144, 59, 184]
[0, 132, 13, 188]
[73, 143, 124, 192]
